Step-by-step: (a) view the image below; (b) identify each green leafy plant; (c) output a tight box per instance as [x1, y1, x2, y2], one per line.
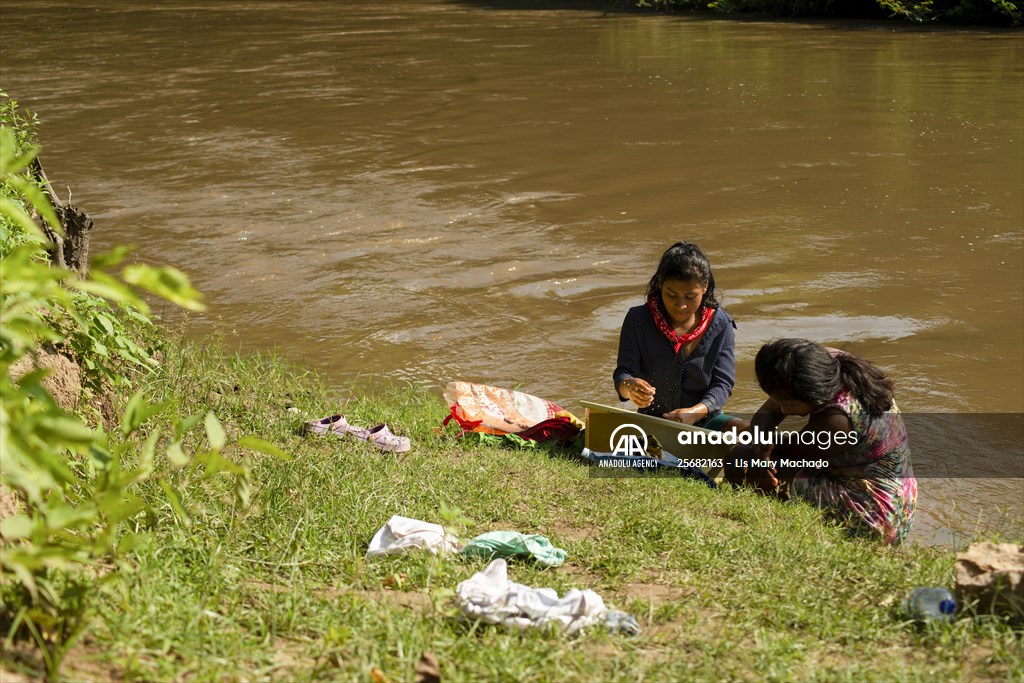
[0, 96, 290, 679]
[56, 292, 159, 392]
[438, 501, 474, 535]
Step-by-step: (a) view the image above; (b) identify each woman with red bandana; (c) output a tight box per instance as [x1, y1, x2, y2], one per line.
[614, 242, 744, 430]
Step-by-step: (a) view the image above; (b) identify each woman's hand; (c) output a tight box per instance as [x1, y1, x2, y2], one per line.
[750, 398, 784, 459]
[725, 444, 780, 494]
[620, 378, 655, 408]
[748, 466, 780, 495]
[662, 403, 709, 425]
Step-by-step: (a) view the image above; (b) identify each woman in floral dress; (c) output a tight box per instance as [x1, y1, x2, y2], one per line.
[727, 338, 916, 545]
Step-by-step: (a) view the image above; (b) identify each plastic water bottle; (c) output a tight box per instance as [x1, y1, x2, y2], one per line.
[903, 587, 956, 622]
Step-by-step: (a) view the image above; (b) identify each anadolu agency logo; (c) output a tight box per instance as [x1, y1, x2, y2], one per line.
[610, 423, 648, 457]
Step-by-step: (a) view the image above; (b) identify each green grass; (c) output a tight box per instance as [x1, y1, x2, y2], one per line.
[3, 337, 1022, 682]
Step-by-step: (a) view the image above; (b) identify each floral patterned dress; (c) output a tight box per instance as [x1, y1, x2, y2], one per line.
[790, 388, 917, 545]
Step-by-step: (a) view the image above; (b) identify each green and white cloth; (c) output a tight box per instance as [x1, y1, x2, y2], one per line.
[459, 531, 568, 568]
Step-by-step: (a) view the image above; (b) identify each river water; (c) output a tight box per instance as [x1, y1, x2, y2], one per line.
[2, 0, 1021, 545]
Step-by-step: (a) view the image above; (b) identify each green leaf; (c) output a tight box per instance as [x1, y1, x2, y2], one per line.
[2, 450, 72, 502]
[89, 444, 113, 469]
[174, 414, 203, 440]
[70, 274, 149, 313]
[15, 367, 54, 391]
[122, 390, 161, 436]
[7, 173, 61, 234]
[95, 313, 115, 335]
[166, 441, 189, 468]
[116, 531, 151, 555]
[0, 125, 36, 175]
[1, 514, 34, 540]
[194, 450, 245, 476]
[237, 436, 293, 461]
[138, 429, 160, 478]
[34, 415, 95, 444]
[90, 246, 134, 270]
[121, 264, 206, 312]
[234, 473, 252, 512]
[0, 197, 48, 242]
[4, 558, 39, 600]
[204, 412, 226, 450]
[97, 493, 146, 523]
[46, 503, 98, 532]
[158, 480, 190, 527]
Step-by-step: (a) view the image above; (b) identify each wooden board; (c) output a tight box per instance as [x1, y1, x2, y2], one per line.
[580, 401, 730, 478]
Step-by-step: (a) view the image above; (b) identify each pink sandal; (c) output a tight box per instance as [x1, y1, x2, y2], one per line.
[305, 414, 410, 453]
[304, 414, 349, 435]
[361, 424, 411, 453]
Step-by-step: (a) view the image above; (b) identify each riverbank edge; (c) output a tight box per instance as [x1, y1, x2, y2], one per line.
[475, 0, 1022, 28]
[4, 333, 1019, 682]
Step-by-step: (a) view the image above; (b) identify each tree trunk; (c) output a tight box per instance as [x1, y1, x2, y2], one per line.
[29, 157, 93, 275]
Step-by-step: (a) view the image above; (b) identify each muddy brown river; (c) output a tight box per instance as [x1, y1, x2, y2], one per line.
[2, 0, 1021, 545]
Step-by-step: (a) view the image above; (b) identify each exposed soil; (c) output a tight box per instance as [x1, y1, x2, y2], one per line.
[2, 346, 118, 529]
[618, 581, 696, 602]
[0, 665, 35, 683]
[362, 588, 433, 609]
[557, 562, 606, 589]
[244, 579, 431, 610]
[547, 522, 600, 543]
[0, 484, 22, 521]
[8, 343, 121, 432]
[10, 345, 81, 412]
[1, 636, 124, 683]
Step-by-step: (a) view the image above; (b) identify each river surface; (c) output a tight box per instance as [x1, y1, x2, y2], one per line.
[2, 0, 1021, 546]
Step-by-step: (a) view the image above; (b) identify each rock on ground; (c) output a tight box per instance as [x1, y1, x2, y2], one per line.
[955, 542, 1024, 621]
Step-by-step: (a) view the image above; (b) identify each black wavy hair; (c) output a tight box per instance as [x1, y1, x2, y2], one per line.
[754, 338, 895, 417]
[645, 242, 720, 309]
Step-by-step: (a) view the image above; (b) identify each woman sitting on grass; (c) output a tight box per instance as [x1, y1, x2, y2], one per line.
[726, 338, 916, 545]
[614, 242, 744, 430]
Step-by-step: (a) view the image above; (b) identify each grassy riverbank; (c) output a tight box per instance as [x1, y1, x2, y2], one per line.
[3, 337, 1019, 682]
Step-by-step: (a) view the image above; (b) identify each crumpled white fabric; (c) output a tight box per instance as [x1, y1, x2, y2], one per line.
[455, 558, 606, 634]
[366, 515, 461, 558]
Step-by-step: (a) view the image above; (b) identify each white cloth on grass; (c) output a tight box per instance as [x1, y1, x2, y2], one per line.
[455, 558, 606, 634]
[366, 515, 461, 558]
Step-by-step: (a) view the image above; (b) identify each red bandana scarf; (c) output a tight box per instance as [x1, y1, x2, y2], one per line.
[646, 297, 714, 355]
